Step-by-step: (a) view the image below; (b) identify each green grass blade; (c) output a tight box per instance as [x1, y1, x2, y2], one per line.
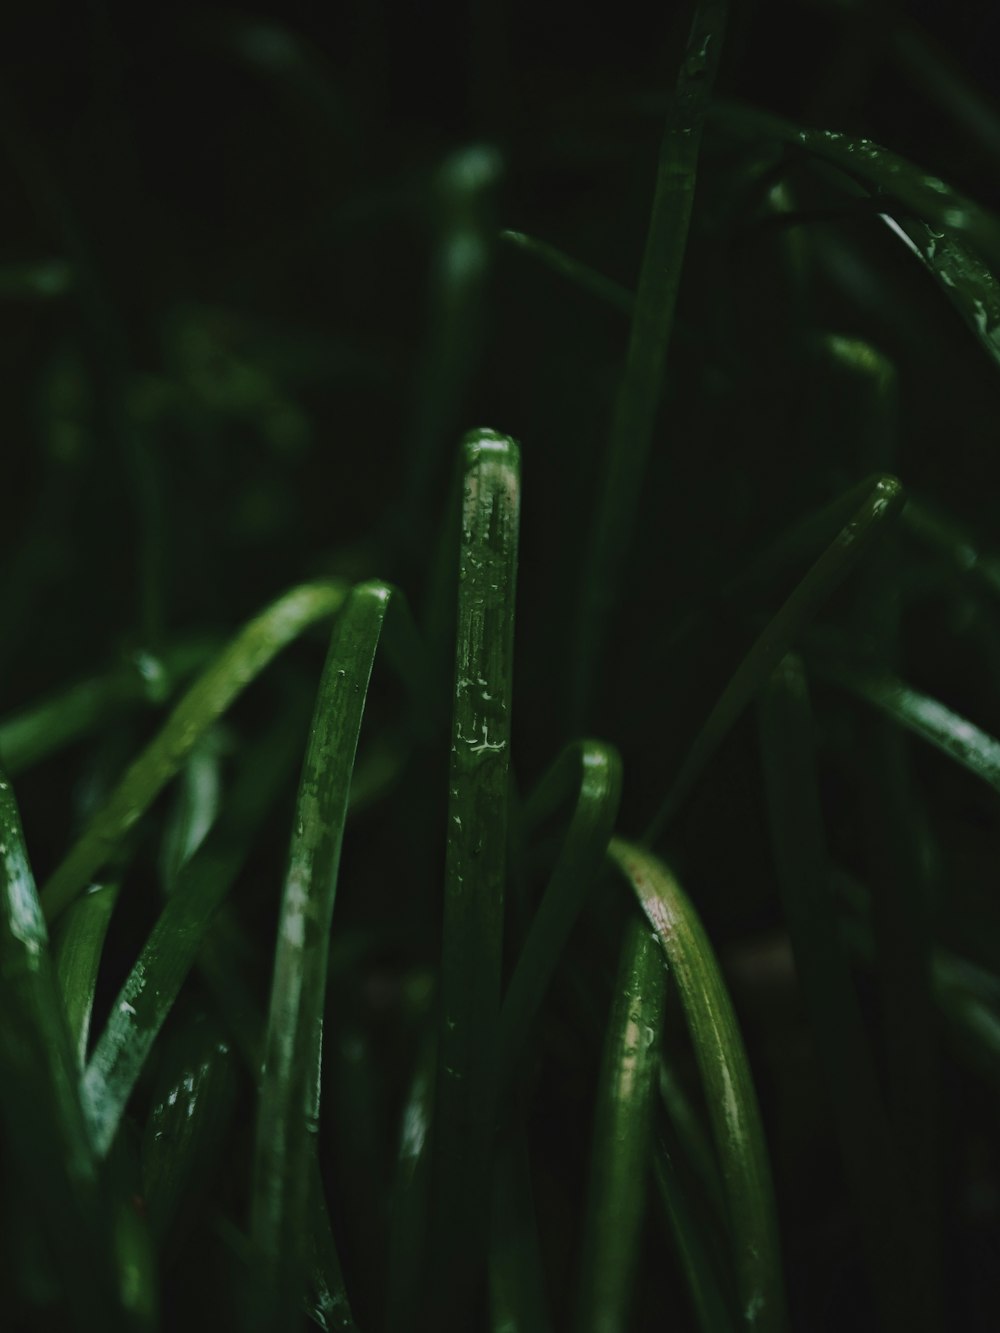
[82, 699, 309, 1157]
[305, 1162, 360, 1333]
[490, 1129, 552, 1333]
[251, 579, 392, 1321]
[40, 578, 346, 922]
[757, 654, 927, 1327]
[499, 229, 635, 315]
[159, 729, 225, 894]
[498, 739, 622, 1095]
[575, 915, 667, 1333]
[645, 475, 904, 842]
[573, 0, 727, 721]
[429, 428, 520, 1327]
[53, 880, 120, 1069]
[610, 838, 786, 1333]
[829, 669, 1000, 792]
[714, 100, 1000, 266]
[0, 770, 121, 1322]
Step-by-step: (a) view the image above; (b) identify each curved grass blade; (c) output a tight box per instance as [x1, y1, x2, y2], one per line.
[251, 579, 393, 1323]
[159, 729, 225, 894]
[429, 429, 520, 1328]
[306, 1162, 360, 1333]
[490, 1129, 552, 1333]
[498, 739, 622, 1096]
[82, 698, 310, 1157]
[575, 915, 667, 1333]
[713, 100, 1000, 267]
[141, 1011, 239, 1249]
[573, 0, 728, 721]
[828, 669, 1000, 792]
[610, 838, 786, 1333]
[40, 578, 346, 922]
[499, 229, 635, 315]
[53, 880, 120, 1069]
[758, 655, 923, 1328]
[0, 770, 121, 1323]
[645, 475, 904, 843]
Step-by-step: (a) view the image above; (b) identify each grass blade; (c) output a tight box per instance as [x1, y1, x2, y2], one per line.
[40, 578, 346, 922]
[714, 100, 1000, 267]
[575, 915, 667, 1333]
[610, 838, 786, 1333]
[0, 770, 121, 1323]
[386, 1030, 436, 1333]
[251, 580, 393, 1322]
[499, 229, 634, 315]
[430, 428, 520, 1327]
[573, 0, 728, 721]
[498, 739, 622, 1096]
[53, 880, 120, 1069]
[757, 654, 923, 1327]
[645, 474, 904, 842]
[829, 669, 1000, 792]
[82, 698, 309, 1157]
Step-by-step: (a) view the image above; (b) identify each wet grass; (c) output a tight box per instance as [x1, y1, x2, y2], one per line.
[1, 2, 1000, 1330]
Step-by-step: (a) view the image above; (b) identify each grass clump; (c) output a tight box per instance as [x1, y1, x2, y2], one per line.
[3, 2, 1000, 1331]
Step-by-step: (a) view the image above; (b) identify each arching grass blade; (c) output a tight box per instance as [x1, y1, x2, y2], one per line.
[610, 838, 786, 1333]
[251, 580, 393, 1325]
[429, 429, 520, 1328]
[575, 915, 666, 1333]
[573, 0, 728, 721]
[646, 475, 904, 842]
[41, 578, 347, 922]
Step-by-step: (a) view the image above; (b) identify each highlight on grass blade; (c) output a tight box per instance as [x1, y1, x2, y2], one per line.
[575, 915, 666, 1333]
[573, 0, 728, 721]
[430, 427, 520, 1328]
[610, 838, 786, 1333]
[41, 577, 347, 922]
[53, 880, 120, 1070]
[251, 580, 394, 1324]
[498, 739, 622, 1096]
[646, 474, 905, 842]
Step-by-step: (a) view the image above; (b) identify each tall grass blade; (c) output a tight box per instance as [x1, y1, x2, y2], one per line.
[498, 739, 622, 1095]
[575, 915, 666, 1333]
[573, 0, 727, 722]
[251, 580, 393, 1323]
[610, 838, 786, 1333]
[53, 880, 120, 1069]
[386, 1031, 436, 1333]
[646, 475, 904, 842]
[430, 428, 520, 1327]
[758, 654, 923, 1327]
[40, 578, 346, 922]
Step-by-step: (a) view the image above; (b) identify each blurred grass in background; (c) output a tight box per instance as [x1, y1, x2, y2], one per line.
[3, 0, 1000, 1329]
